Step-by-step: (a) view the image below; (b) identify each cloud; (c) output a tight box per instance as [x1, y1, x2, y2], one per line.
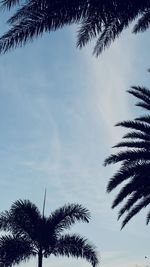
[80, 29, 137, 147]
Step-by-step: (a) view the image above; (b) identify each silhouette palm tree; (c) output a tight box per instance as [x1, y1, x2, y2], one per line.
[0, 199, 99, 267]
[104, 86, 150, 228]
[0, 0, 150, 54]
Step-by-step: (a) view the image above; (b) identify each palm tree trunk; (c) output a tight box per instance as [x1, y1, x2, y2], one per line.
[38, 249, 43, 267]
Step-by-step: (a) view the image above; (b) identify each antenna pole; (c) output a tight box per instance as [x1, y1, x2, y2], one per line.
[42, 188, 47, 217]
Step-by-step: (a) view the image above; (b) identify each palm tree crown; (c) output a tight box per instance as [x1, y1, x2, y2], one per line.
[104, 86, 150, 228]
[0, 199, 99, 267]
[0, 0, 150, 54]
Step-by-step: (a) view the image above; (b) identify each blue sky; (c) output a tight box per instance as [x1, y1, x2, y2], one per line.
[0, 15, 150, 267]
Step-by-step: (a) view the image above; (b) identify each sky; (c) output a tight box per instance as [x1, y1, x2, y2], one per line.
[0, 12, 150, 267]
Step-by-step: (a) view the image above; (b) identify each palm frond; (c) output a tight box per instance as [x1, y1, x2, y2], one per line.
[123, 131, 150, 141]
[107, 162, 150, 192]
[7, 1, 43, 24]
[52, 234, 99, 267]
[77, 17, 103, 48]
[112, 184, 136, 209]
[49, 204, 90, 234]
[128, 86, 150, 104]
[112, 173, 150, 208]
[146, 210, 150, 224]
[135, 115, 150, 124]
[1, 0, 20, 10]
[8, 0, 88, 25]
[0, 211, 12, 231]
[133, 10, 150, 33]
[116, 120, 150, 135]
[0, 234, 35, 267]
[104, 149, 150, 166]
[105, 85, 150, 228]
[121, 196, 150, 229]
[136, 102, 150, 111]
[0, 15, 50, 54]
[0, 200, 41, 242]
[1, 0, 150, 54]
[131, 86, 150, 97]
[113, 141, 150, 149]
[0, 1, 91, 55]
[93, 19, 126, 56]
[118, 192, 140, 219]
[128, 86, 150, 111]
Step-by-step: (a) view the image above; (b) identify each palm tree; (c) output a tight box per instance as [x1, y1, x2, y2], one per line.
[0, 199, 99, 267]
[0, 0, 150, 55]
[104, 86, 150, 229]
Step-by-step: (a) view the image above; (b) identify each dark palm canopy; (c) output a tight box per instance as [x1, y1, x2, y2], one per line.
[0, 0, 150, 54]
[104, 86, 150, 229]
[0, 199, 99, 267]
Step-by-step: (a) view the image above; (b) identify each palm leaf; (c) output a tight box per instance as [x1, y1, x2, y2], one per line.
[0, 200, 41, 243]
[49, 204, 90, 234]
[133, 10, 150, 33]
[135, 115, 150, 124]
[52, 234, 99, 267]
[115, 121, 150, 135]
[1, 0, 20, 10]
[107, 162, 150, 192]
[104, 149, 150, 166]
[128, 86, 150, 104]
[136, 102, 150, 111]
[113, 141, 150, 149]
[121, 196, 150, 229]
[1, 0, 150, 54]
[146, 210, 150, 224]
[93, 17, 130, 56]
[123, 131, 150, 141]
[77, 17, 103, 48]
[0, 234, 35, 267]
[118, 191, 140, 219]
[112, 173, 150, 208]
[105, 86, 150, 228]
[0, 16, 50, 54]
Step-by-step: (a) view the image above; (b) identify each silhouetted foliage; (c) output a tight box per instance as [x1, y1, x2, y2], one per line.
[0, 199, 99, 267]
[0, 1, 150, 54]
[104, 86, 150, 228]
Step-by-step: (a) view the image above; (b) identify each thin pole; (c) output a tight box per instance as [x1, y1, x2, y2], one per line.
[42, 188, 47, 217]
